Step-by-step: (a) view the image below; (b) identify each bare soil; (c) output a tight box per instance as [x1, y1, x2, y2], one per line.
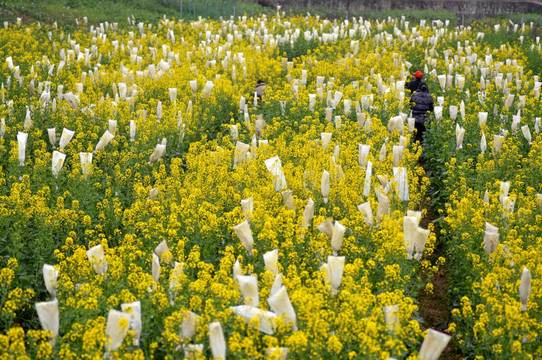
[417, 159, 463, 359]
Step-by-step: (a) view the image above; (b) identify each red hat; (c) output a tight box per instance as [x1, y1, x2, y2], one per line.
[413, 71, 423, 79]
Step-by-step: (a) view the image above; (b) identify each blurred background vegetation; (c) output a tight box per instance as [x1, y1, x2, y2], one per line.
[0, 0, 510, 27]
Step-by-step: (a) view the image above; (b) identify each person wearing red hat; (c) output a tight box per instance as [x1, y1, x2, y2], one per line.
[406, 70, 426, 93]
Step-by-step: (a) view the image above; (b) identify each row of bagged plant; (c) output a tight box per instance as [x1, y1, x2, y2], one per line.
[420, 20, 542, 359]
[0, 13, 454, 360]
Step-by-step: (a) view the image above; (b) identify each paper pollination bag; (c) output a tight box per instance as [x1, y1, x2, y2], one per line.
[406, 210, 422, 224]
[108, 119, 117, 134]
[483, 222, 499, 255]
[302, 197, 315, 228]
[264, 156, 287, 192]
[376, 193, 390, 222]
[358, 144, 371, 168]
[130, 120, 136, 142]
[121, 301, 142, 346]
[154, 240, 170, 263]
[95, 130, 115, 152]
[233, 260, 242, 283]
[237, 275, 259, 307]
[105, 309, 131, 353]
[521, 125, 532, 144]
[241, 196, 253, 221]
[388, 115, 403, 134]
[233, 141, 250, 169]
[155, 101, 162, 123]
[455, 123, 465, 150]
[0, 118, 5, 140]
[189, 79, 197, 96]
[152, 253, 160, 283]
[59, 128, 75, 151]
[392, 145, 404, 167]
[47, 128, 56, 148]
[449, 105, 458, 121]
[393, 167, 409, 201]
[499, 181, 510, 205]
[35, 299, 59, 346]
[265, 347, 288, 360]
[331, 221, 346, 255]
[86, 244, 108, 275]
[264, 249, 279, 275]
[148, 188, 159, 201]
[268, 286, 297, 330]
[415, 228, 430, 260]
[343, 98, 351, 115]
[181, 311, 200, 340]
[436, 74, 446, 91]
[407, 117, 415, 134]
[433, 106, 443, 122]
[118, 83, 127, 99]
[23, 106, 32, 129]
[209, 322, 226, 360]
[321, 169, 330, 203]
[149, 143, 166, 164]
[63, 91, 78, 109]
[168, 87, 177, 103]
[333, 115, 342, 129]
[418, 329, 451, 360]
[321, 132, 332, 149]
[234, 220, 254, 255]
[270, 273, 283, 297]
[230, 305, 277, 335]
[379, 143, 387, 162]
[229, 124, 238, 142]
[480, 132, 487, 154]
[382, 304, 399, 332]
[17, 131, 28, 166]
[519, 267, 531, 312]
[169, 261, 185, 293]
[493, 135, 505, 155]
[255, 117, 265, 139]
[332, 90, 343, 108]
[327, 255, 345, 294]
[357, 112, 366, 129]
[43, 264, 59, 298]
[202, 80, 214, 96]
[309, 93, 316, 112]
[505, 93, 515, 108]
[358, 201, 374, 228]
[362, 160, 372, 198]
[403, 216, 418, 260]
[79, 152, 93, 176]
[51, 151, 66, 176]
[317, 219, 334, 240]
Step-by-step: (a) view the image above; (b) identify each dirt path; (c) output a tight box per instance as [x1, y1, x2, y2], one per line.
[417, 160, 462, 359]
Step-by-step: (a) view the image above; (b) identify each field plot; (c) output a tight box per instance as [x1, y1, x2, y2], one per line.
[0, 11, 540, 360]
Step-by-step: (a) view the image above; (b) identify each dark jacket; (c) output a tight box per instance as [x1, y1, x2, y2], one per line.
[406, 78, 426, 93]
[410, 87, 434, 124]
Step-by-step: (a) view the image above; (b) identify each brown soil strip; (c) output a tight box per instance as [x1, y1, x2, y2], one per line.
[417, 159, 462, 359]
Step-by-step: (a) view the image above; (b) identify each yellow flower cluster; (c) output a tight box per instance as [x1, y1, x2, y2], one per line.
[419, 19, 542, 359]
[5, 11, 535, 359]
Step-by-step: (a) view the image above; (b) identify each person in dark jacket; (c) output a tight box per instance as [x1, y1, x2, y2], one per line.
[406, 70, 426, 93]
[254, 80, 266, 105]
[410, 84, 434, 143]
